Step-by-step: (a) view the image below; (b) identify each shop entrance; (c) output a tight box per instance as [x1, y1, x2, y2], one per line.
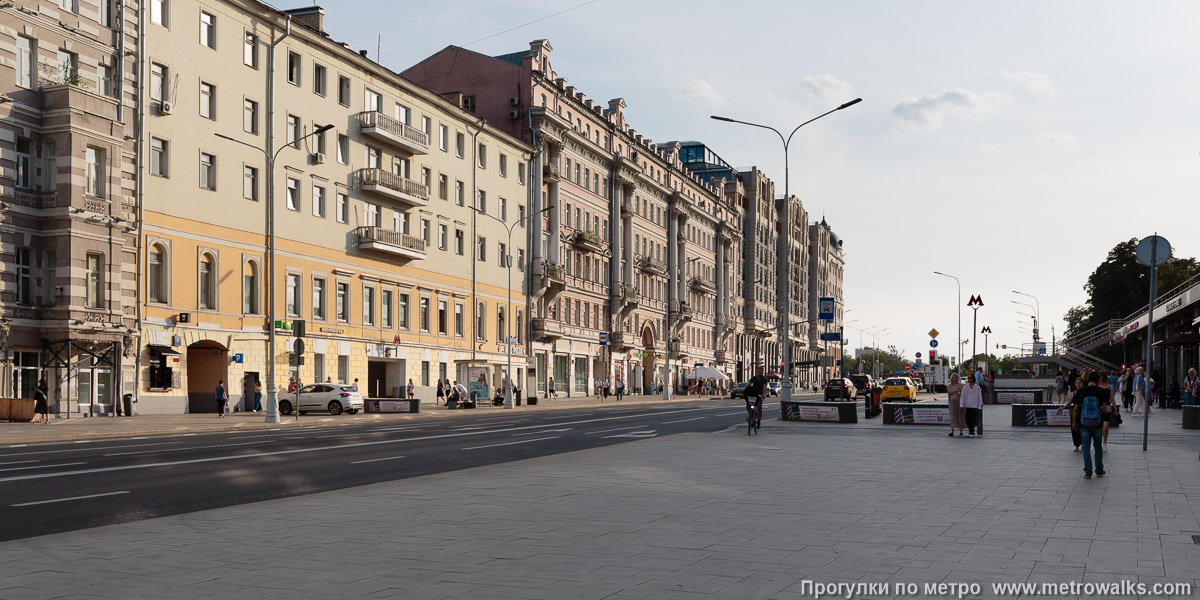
[186, 340, 228, 413]
[366, 358, 404, 398]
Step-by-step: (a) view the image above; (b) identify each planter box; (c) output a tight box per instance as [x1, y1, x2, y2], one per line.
[0, 398, 36, 422]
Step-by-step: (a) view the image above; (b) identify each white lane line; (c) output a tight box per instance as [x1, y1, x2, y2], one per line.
[350, 455, 406, 464]
[0, 406, 720, 483]
[104, 440, 267, 457]
[718, 412, 747, 417]
[1, 441, 183, 458]
[662, 417, 706, 424]
[7, 445, 28, 448]
[13, 491, 129, 507]
[512, 428, 572, 436]
[603, 430, 657, 439]
[462, 437, 559, 451]
[0, 462, 86, 473]
[584, 425, 645, 435]
[0, 460, 39, 466]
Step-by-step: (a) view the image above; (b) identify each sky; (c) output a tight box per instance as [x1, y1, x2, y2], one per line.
[319, 0, 1200, 365]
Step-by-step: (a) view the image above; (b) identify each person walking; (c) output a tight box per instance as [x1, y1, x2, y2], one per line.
[287, 376, 297, 394]
[1068, 371, 1110, 478]
[1185, 368, 1199, 406]
[547, 376, 557, 399]
[436, 380, 445, 405]
[1069, 376, 1085, 451]
[600, 378, 609, 401]
[253, 379, 263, 412]
[1098, 371, 1117, 450]
[1054, 369, 1068, 404]
[215, 379, 228, 417]
[947, 373, 965, 437]
[616, 377, 625, 402]
[33, 379, 49, 424]
[1117, 368, 1131, 410]
[960, 374, 984, 438]
[406, 379, 415, 400]
[1131, 367, 1147, 415]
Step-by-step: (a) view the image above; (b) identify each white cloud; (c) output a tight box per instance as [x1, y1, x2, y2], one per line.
[973, 141, 1000, 152]
[892, 89, 1013, 131]
[798, 74, 855, 105]
[672, 79, 726, 110]
[1002, 69, 1055, 96]
[1046, 133, 1079, 147]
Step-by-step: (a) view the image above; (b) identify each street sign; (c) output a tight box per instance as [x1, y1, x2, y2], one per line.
[1136, 235, 1172, 267]
[916, 352, 922, 359]
[929, 339, 939, 348]
[599, 332, 608, 346]
[818, 297, 835, 320]
[928, 328, 939, 339]
[819, 332, 842, 342]
[981, 326, 992, 334]
[233, 353, 244, 364]
[968, 295, 984, 307]
[293, 338, 305, 355]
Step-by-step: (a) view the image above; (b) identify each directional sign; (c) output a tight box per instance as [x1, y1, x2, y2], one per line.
[820, 332, 842, 342]
[930, 339, 939, 348]
[928, 328, 939, 339]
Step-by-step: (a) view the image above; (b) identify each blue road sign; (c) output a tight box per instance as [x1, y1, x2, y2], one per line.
[820, 332, 841, 342]
[818, 297, 835, 320]
[929, 339, 938, 348]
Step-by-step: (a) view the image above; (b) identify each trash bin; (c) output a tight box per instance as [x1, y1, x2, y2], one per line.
[527, 395, 537, 406]
[515, 395, 522, 406]
[122, 393, 133, 417]
[1183, 405, 1200, 430]
[868, 388, 882, 418]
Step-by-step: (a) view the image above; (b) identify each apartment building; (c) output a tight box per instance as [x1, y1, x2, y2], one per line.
[808, 218, 846, 379]
[136, 1, 532, 412]
[0, 0, 138, 415]
[404, 40, 740, 394]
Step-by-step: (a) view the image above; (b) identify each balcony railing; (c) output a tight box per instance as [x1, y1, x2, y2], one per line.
[543, 163, 561, 180]
[636, 256, 667, 276]
[356, 226, 426, 260]
[571, 230, 604, 252]
[355, 111, 430, 154]
[539, 260, 565, 283]
[689, 275, 716, 295]
[10, 190, 59, 209]
[532, 317, 565, 341]
[357, 168, 429, 208]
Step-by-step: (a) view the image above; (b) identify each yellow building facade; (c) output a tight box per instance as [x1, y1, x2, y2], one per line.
[136, 1, 532, 412]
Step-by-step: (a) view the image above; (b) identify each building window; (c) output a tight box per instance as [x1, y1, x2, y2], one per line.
[516, 309, 524, 343]
[335, 191, 348, 223]
[312, 185, 326, 218]
[439, 125, 448, 151]
[437, 175, 448, 200]
[517, 248, 525, 272]
[150, 137, 168, 177]
[438, 300, 447, 334]
[198, 253, 216, 310]
[243, 32, 258, 68]
[477, 190, 486, 213]
[455, 180, 465, 206]
[364, 203, 378, 227]
[150, 62, 167, 102]
[455, 229, 464, 255]
[85, 147, 105, 197]
[497, 306, 506, 342]
[455, 132, 465, 158]
[499, 197, 507, 222]
[419, 297, 429, 332]
[381, 289, 393, 328]
[312, 277, 325, 320]
[338, 355, 348, 384]
[420, 218, 430, 244]
[97, 64, 113, 97]
[455, 303, 464, 337]
[476, 302, 486, 340]
[243, 99, 258, 134]
[287, 51, 301, 85]
[313, 63, 326, 96]
[363, 286, 375, 326]
[518, 204, 526, 227]
[336, 133, 349, 164]
[148, 244, 168, 303]
[438, 224, 447, 250]
[199, 11, 215, 48]
[286, 177, 299, 210]
[336, 282, 349, 322]
[16, 36, 34, 88]
[199, 152, 216, 190]
[286, 273, 301, 317]
[243, 165, 258, 200]
[287, 115, 300, 148]
[366, 146, 381, 169]
[478, 144, 487, 169]
[477, 237, 487, 262]
[518, 162, 526, 185]
[199, 81, 215, 119]
[398, 293, 409, 329]
[150, 0, 167, 25]
[338, 75, 350, 106]
[15, 139, 30, 189]
[498, 242, 507, 267]
[243, 260, 258, 314]
[421, 116, 432, 137]
[499, 154, 507, 178]
[15, 248, 32, 305]
[86, 253, 103, 308]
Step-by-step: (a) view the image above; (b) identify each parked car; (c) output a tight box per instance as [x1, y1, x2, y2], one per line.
[824, 378, 857, 401]
[881, 377, 918, 402]
[731, 382, 750, 399]
[849, 374, 876, 394]
[766, 381, 781, 397]
[279, 383, 363, 415]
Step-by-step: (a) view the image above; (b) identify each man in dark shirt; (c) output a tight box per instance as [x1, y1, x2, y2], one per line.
[745, 366, 769, 426]
[1067, 371, 1111, 479]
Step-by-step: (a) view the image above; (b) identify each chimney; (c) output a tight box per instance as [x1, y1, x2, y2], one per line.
[441, 91, 464, 106]
[282, 6, 324, 34]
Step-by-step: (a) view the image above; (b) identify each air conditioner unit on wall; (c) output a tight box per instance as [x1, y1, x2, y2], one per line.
[312, 152, 325, 165]
[508, 110, 520, 120]
[509, 97, 520, 106]
[159, 101, 173, 115]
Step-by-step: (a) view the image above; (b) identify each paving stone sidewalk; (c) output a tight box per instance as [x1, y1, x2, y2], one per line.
[1, 407, 1198, 599]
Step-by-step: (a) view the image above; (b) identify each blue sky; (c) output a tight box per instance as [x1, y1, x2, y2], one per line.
[321, 0, 1200, 364]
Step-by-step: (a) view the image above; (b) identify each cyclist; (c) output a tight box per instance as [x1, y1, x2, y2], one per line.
[744, 366, 770, 428]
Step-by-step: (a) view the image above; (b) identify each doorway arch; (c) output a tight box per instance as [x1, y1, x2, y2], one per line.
[186, 340, 228, 413]
[640, 325, 656, 392]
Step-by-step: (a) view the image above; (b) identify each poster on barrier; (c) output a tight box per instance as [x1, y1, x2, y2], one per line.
[798, 405, 840, 422]
[997, 391, 1035, 404]
[891, 406, 950, 424]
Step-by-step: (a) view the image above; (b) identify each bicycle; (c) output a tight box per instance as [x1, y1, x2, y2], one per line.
[746, 395, 762, 435]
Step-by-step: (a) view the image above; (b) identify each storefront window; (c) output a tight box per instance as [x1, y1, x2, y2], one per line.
[574, 357, 587, 393]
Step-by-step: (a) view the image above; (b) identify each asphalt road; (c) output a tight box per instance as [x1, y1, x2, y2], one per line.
[0, 397, 778, 542]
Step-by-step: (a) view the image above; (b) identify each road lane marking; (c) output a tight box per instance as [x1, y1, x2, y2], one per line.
[350, 455, 406, 464]
[462, 437, 559, 450]
[512, 428, 572, 436]
[662, 417, 706, 424]
[603, 430, 657, 439]
[0, 441, 183, 458]
[0, 462, 86, 473]
[13, 491, 129, 507]
[0, 406, 722, 483]
[584, 425, 645, 435]
[104, 440, 269, 457]
[0, 460, 39, 466]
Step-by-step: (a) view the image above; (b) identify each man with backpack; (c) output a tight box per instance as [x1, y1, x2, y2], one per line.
[1068, 371, 1110, 479]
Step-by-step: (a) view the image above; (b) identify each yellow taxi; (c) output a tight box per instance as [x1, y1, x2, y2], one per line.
[881, 377, 918, 402]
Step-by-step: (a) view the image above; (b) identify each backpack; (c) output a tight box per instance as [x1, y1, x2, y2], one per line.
[1080, 394, 1101, 427]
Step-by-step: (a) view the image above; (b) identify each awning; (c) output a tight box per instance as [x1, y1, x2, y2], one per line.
[1152, 332, 1200, 347]
[147, 345, 181, 355]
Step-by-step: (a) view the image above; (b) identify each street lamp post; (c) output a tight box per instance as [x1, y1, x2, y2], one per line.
[872, 331, 891, 379]
[1012, 290, 1040, 345]
[933, 271, 962, 374]
[712, 97, 862, 404]
[215, 123, 333, 423]
[476, 205, 555, 408]
[1011, 299, 1039, 356]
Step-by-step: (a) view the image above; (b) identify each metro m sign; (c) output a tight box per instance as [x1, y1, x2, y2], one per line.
[968, 295, 984, 307]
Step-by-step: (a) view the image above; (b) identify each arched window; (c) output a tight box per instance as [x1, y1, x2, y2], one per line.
[242, 259, 259, 314]
[199, 252, 216, 310]
[148, 243, 167, 303]
[497, 305, 506, 342]
[515, 309, 524, 343]
[476, 301, 486, 341]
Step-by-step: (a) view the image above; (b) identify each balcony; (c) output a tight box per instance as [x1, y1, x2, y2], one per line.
[620, 194, 633, 214]
[672, 301, 694, 327]
[716, 314, 736, 334]
[355, 111, 429, 154]
[689, 275, 716, 295]
[571, 230, 604, 253]
[533, 260, 567, 301]
[637, 256, 667, 276]
[357, 168, 429, 209]
[356, 226, 426, 261]
[532, 317, 565, 342]
[543, 163, 561, 180]
[611, 331, 635, 351]
[10, 190, 59, 209]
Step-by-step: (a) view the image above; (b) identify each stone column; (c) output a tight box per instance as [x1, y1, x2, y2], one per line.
[547, 177, 561, 265]
[622, 185, 635, 288]
[716, 238, 727, 319]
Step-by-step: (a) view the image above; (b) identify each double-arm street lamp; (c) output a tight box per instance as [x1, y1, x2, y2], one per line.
[712, 97, 862, 404]
[871, 330, 891, 379]
[933, 271, 962, 373]
[475, 204, 554, 408]
[216, 124, 334, 423]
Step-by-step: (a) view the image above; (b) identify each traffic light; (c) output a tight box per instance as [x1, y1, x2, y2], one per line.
[929, 350, 936, 361]
[995, 343, 999, 349]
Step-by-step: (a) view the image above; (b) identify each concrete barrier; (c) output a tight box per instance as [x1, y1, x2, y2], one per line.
[993, 388, 1048, 404]
[1183, 405, 1199, 430]
[1012, 403, 1070, 427]
[364, 398, 420, 414]
[780, 400, 857, 423]
[0, 398, 35, 422]
[883, 402, 950, 425]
